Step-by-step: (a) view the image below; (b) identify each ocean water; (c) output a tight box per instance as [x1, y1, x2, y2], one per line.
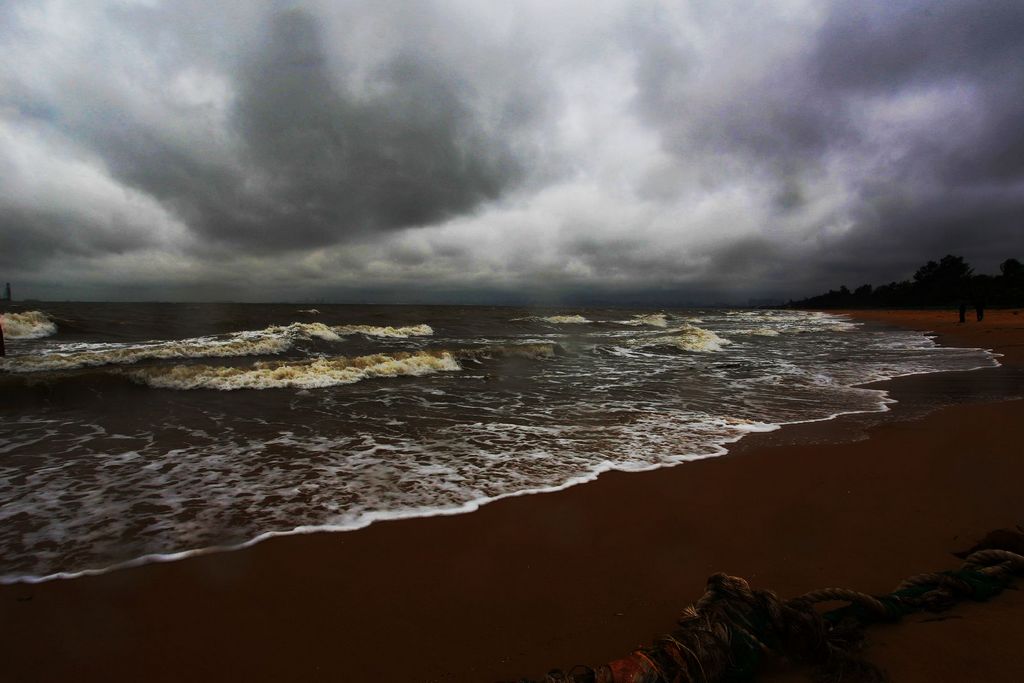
[0, 303, 997, 582]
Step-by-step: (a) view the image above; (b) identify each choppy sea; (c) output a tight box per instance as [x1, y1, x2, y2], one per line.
[0, 303, 997, 582]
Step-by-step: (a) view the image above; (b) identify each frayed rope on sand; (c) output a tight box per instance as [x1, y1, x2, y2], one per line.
[514, 528, 1024, 683]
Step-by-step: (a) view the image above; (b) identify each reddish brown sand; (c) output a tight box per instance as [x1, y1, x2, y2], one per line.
[1, 309, 1022, 682]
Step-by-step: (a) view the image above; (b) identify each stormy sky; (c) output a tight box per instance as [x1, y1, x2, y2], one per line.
[2, 0, 1022, 304]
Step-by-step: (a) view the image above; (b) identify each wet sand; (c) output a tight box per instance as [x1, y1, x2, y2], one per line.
[1, 309, 1023, 682]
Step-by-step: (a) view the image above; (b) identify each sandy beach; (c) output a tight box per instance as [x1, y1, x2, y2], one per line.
[2, 308, 1022, 682]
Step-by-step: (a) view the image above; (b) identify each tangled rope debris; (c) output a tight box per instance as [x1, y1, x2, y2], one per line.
[515, 528, 1024, 683]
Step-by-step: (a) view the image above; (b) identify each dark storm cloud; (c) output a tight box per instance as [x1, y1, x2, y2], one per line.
[629, 7, 851, 167]
[3, 0, 1023, 301]
[2, 1, 537, 266]
[825, 183, 1024, 281]
[563, 235, 781, 293]
[0, 206, 157, 270]
[226, 8, 520, 247]
[627, 0, 1024, 290]
[809, 0, 1024, 281]
[814, 2, 1024, 91]
[814, 1, 1024, 185]
[76, 7, 527, 252]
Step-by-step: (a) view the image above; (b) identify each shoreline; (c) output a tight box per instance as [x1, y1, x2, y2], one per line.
[1, 309, 1022, 681]
[0, 312, 999, 586]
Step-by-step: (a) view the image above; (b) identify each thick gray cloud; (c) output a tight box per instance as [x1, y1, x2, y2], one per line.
[99, 6, 527, 252]
[1, 0, 1022, 302]
[630, 1, 1024, 289]
[810, 1, 1024, 283]
[2, 2, 535, 261]
[229, 8, 521, 246]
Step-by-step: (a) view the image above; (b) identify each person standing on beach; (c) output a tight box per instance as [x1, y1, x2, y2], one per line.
[959, 302, 967, 323]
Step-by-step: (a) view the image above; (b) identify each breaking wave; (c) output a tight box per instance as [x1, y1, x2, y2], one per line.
[523, 314, 592, 324]
[0, 321, 434, 373]
[333, 323, 434, 338]
[128, 351, 461, 390]
[297, 308, 320, 315]
[126, 344, 561, 393]
[456, 343, 562, 362]
[265, 322, 433, 340]
[623, 313, 669, 328]
[263, 322, 346, 342]
[127, 342, 561, 391]
[614, 313, 671, 327]
[731, 327, 780, 337]
[0, 306, 1004, 582]
[261, 321, 433, 341]
[1, 311, 58, 339]
[1, 334, 292, 373]
[517, 313, 669, 327]
[628, 324, 732, 353]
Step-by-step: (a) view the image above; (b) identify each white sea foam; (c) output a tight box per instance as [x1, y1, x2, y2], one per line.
[777, 312, 857, 333]
[127, 342, 556, 390]
[1, 333, 292, 372]
[265, 322, 433, 340]
[525, 314, 591, 324]
[0, 321, 434, 372]
[1, 311, 58, 339]
[718, 310, 858, 335]
[259, 321, 434, 341]
[263, 322, 344, 342]
[623, 313, 669, 327]
[297, 308, 320, 314]
[629, 324, 732, 352]
[457, 343, 561, 362]
[127, 351, 461, 390]
[333, 323, 434, 338]
[731, 327, 780, 337]
[0, 308, 1003, 583]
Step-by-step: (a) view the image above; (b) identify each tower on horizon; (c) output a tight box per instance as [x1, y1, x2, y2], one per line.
[2, 283, 10, 302]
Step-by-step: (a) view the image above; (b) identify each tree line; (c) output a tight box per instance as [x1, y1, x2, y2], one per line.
[789, 256, 1024, 309]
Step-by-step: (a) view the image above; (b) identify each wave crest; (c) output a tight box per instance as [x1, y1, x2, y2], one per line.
[624, 313, 669, 328]
[265, 322, 433, 340]
[127, 351, 461, 390]
[334, 323, 434, 338]
[265, 322, 344, 342]
[515, 314, 591, 324]
[1, 334, 292, 373]
[1, 320, 435, 373]
[457, 343, 562, 362]
[731, 327, 780, 337]
[629, 324, 731, 352]
[1, 311, 58, 339]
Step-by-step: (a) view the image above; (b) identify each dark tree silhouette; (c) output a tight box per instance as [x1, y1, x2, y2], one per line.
[995, 258, 1024, 306]
[790, 255, 1022, 309]
[911, 255, 972, 305]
